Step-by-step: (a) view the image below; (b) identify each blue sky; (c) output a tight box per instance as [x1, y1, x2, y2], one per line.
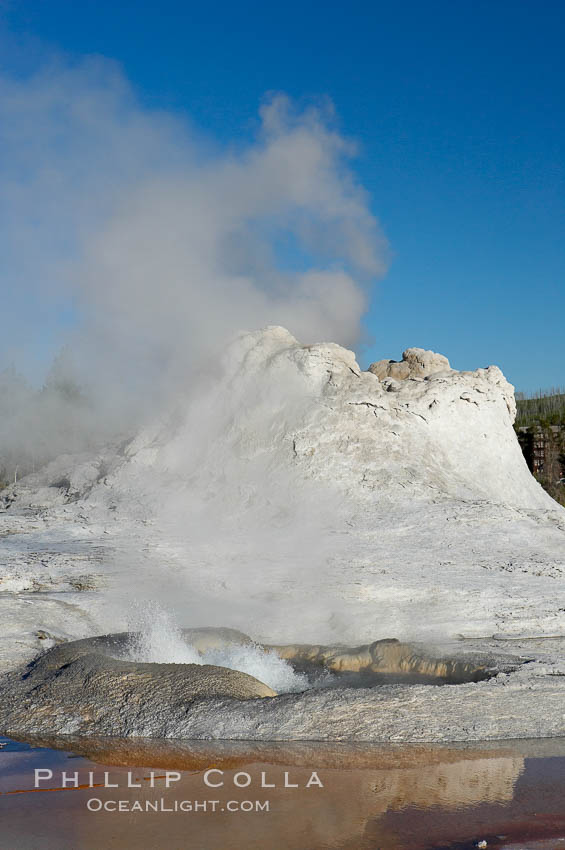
[1, 0, 564, 392]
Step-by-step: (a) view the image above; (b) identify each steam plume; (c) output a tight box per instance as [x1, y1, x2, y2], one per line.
[0, 56, 388, 475]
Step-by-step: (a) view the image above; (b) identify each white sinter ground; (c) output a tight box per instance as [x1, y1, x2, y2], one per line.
[1, 326, 564, 675]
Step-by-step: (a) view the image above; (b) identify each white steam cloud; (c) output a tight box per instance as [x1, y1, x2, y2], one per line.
[0, 56, 388, 476]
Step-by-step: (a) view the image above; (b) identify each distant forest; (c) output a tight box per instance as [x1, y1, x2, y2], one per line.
[515, 388, 565, 428]
[515, 388, 565, 507]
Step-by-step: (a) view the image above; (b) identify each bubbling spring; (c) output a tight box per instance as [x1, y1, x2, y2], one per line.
[126, 604, 312, 693]
[125, 604, 496, 695]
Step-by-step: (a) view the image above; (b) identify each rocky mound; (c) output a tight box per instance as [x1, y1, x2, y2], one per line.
[104, 325, 552, 509]
[0, 631, 276, 738]
[5, 627, 565, 743]
[368, 346, 451, 380]
[2, 326, 554, 511]
[0, 627, 517, 740]
[0, 327, 564, 677]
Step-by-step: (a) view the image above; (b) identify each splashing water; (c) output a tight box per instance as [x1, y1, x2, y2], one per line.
[203, 643, 309, 694]
[126, 603, 309, 693]
[127, 604, 201, 664]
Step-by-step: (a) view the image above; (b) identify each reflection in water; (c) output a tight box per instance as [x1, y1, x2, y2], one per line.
[1, 736, 565, 849]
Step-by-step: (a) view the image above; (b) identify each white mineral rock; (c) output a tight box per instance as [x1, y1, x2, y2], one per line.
[0, 327, 564, 675]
